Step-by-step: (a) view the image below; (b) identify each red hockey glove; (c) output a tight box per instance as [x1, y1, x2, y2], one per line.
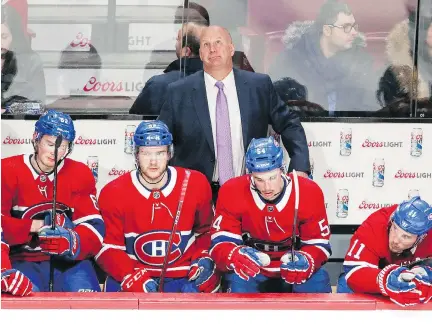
[1, 269, 33, 296]
[377, 264, 423, 307]
[188, 252, 221, 293]
[227, 246, 270, 281]
[121, 268, 158, 293]
[38, 226, 80, 260]
[280, 250, 315, 284]
[411, 265, 432, 304]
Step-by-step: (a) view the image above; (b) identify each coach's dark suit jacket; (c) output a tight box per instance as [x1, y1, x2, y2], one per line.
[129, 57, 203, 115]
[158, 68, 310, 183]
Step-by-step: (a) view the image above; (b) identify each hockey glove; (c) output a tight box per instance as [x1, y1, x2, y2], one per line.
[121, 268, 158, 293]
[377, 264, 422, 307]
[38, 226, 80, 260]
[227, 246, 270, 281]
[1, 269, 33, 296]
[280, 250, 315, 284]
[43, 211, 75, 229]
[188, 252, 221, 293]
[411, 265, 432, 304]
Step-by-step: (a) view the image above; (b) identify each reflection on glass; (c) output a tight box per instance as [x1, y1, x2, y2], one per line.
[1, 3, 46, 114]
[3, 0, 428, 117]
[377, 0, 431, 117]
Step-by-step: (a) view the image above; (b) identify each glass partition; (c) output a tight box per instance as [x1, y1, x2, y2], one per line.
[1, 0, 430, 117]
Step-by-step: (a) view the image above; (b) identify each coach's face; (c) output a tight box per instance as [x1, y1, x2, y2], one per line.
[199, 26, 234, 73]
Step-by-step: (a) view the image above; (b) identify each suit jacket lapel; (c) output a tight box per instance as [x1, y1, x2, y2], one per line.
[193, 72, 215, 155]
[234, 68, 250, 151]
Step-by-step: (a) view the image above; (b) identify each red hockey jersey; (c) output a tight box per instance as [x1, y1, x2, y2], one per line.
[343, 205, 432, 293]
[210, 173, 331, 278]
[95, 166, 213, 282]
[1, 155, 105, 262]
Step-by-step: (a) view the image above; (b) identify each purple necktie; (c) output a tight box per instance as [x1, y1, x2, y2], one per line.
[215, 81, 234, 184]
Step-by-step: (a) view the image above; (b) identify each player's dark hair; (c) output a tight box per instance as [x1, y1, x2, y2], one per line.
[315, 0, 352, 32]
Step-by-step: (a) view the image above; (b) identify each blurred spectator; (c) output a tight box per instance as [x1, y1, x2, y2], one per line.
[268, 0, 377, 113]
[130, 22, 204, 115]
[273, 77, 329, 117]
[376, 0, 432, 114]
[46, 43, 102, 110]
[1, 4, 45, 113]
[3, 0, 28, 34]
[174, 1, 254, 71]
[273, 77, 308, 101]
[145, 1, 253, 88]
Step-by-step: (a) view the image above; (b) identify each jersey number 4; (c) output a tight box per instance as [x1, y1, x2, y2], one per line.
[212, 215, 223, 231]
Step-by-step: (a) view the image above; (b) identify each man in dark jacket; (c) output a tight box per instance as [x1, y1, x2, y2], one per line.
[268, 0, 377, 114]
[129, 23, 204, 115]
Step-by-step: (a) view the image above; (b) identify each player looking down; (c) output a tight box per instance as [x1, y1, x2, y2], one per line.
[96, 120, 220, 293]
[210, 136, 332, 293]
[1, 110, 105, 292]
[338, 196, 432, 307]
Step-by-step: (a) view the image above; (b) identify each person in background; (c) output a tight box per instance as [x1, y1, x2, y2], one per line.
[376, 0, 432, 116]
[1, 4, 45, 113]
[130, 22, 204, 115]
[268, 0, 376, 114]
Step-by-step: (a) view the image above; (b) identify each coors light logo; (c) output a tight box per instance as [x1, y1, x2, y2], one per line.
[75, 136, 117, 145]
[108, 167, 133, 177]
[394, 170, 432, 179]
[83, 77, 144, 93]
[358, 200, 393, 210]
[361, 138, 403, 148]
[2, 136, 32, 145]
[323, 169, 365, 179]
[308, 140, 332, 147]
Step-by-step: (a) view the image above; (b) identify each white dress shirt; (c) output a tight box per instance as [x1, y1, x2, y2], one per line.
[204, 70, 244, 182]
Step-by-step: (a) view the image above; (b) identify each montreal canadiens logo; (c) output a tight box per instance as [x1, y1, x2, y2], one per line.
[21, 202, 72, 219]
[133, 231, 182, 266]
